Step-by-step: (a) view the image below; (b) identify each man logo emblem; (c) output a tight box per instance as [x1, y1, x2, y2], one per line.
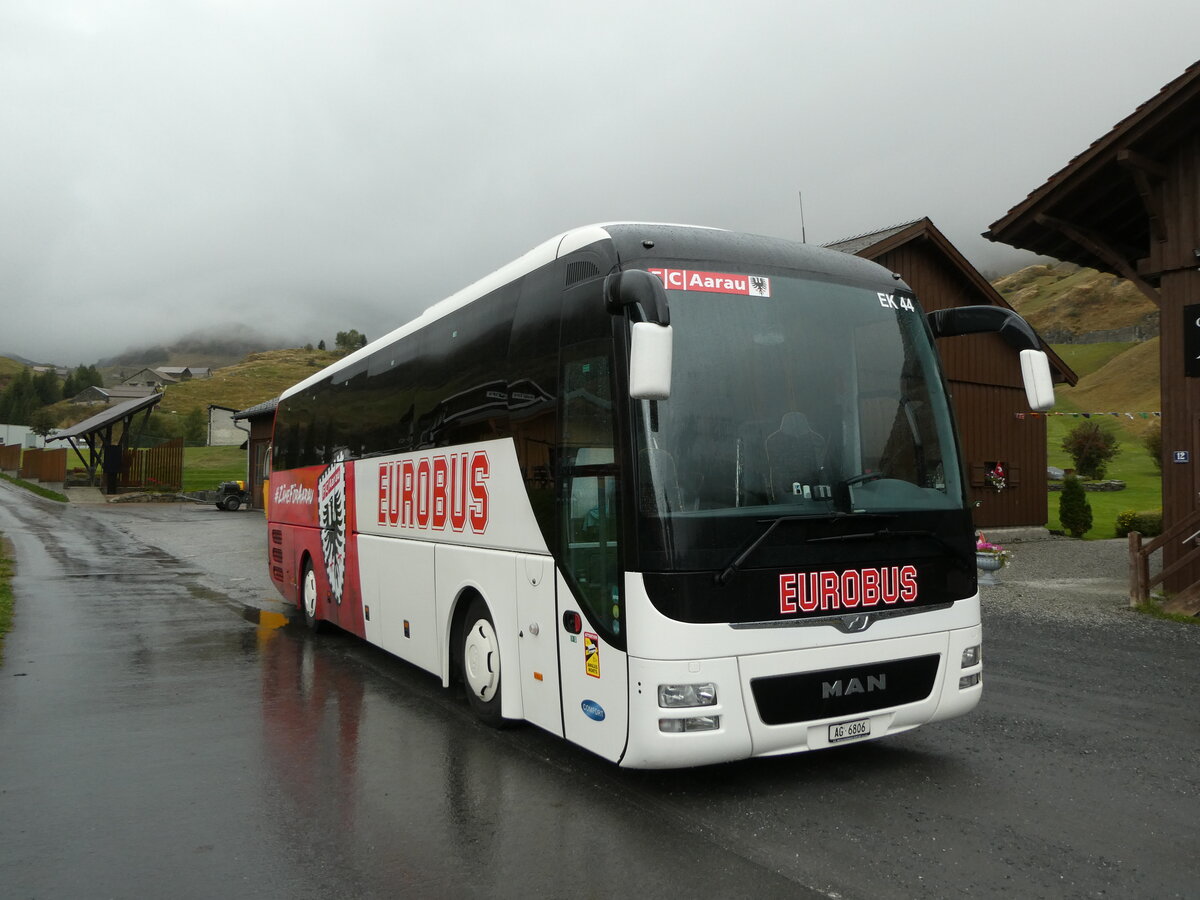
[842, 614, 872, 633]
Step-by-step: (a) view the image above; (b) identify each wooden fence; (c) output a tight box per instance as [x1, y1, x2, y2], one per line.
[119, 438, 184, 492]
[1128, 509, 1200, 606]
[12, 448, 67, 483]
[0, 444, 20, 471]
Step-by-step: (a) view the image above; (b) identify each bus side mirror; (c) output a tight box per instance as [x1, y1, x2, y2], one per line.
[1020, 349, 1055, 411]
[926, 305, 1055, 411]
[606, 269, 673, 399]
[629, 322, 673, 400]
[604, 270, 671, 326]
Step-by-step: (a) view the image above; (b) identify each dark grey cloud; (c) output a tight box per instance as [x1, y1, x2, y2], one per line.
[3, 1, 1199, 363]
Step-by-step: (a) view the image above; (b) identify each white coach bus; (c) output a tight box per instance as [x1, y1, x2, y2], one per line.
[266, 223, 1053, 768]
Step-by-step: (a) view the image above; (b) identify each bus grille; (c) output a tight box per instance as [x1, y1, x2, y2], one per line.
[750, 654, 940, 725]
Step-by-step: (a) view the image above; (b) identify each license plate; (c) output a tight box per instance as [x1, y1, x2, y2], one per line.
[828, 718, 871, 743]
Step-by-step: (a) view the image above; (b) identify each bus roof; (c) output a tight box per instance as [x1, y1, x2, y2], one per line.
[281, 223, 900, 401]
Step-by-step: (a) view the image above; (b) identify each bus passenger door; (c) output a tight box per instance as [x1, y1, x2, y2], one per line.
[555, 447, 629, 762]
[554, 295, 630, 762]
[516, 554, 562, 736]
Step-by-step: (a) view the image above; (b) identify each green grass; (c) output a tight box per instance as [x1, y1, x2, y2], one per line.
[182, 446, 247, 493]
[0, 471, 69, 502]
[1049, 342, 1138, 380]
[1046, 414, 1161, 539]
[1133, 601, 1200, 626]
[0, 534, 13, 664]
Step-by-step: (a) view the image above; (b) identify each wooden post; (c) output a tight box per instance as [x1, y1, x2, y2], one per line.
[1128, 532, 1147, 609]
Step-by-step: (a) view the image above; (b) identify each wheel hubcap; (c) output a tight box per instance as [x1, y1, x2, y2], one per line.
[303, 569, 317, 619]
[463, 618, 499, 700]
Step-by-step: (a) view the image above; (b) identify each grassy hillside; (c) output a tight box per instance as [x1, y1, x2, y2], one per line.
[1052, 337, 1160, 421]
[1050, 341, 1137, 380]
[153, 348, 340, 418]
[46, 347, 340, 429]
[0, 356, 29, 392]
[995, 263, 1157, 338]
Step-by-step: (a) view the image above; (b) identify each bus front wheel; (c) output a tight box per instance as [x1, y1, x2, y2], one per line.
[460, 596, 504, 727]
[301, 561, 323, 632]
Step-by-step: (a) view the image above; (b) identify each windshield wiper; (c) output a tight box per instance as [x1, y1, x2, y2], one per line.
[808, 527, 973, 569]
[714, 512, 896, 586]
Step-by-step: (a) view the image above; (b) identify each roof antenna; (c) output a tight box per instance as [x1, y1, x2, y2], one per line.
[798, 191, 807, 244]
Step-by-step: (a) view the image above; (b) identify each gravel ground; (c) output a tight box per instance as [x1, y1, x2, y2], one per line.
[978, 535, 1168, 628]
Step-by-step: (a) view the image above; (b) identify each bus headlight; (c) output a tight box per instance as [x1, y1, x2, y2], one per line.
[658, 682, 717, 708]
[961, 645, 981, 668]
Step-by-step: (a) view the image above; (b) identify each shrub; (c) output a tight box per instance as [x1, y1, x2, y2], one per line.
[1115, 509, 1165, 538]
[1143, 424, 1162, 473]
[1114, 509, 1139, 537]
[1059, 475, 1093, 538]
[1061, 421, 1121, 480]
[1136, 510, 1162, 537]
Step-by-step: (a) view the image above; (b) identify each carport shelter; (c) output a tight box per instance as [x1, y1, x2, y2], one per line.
[49, 393, 162, 493]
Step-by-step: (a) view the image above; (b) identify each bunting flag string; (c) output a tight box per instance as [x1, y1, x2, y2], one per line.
[1013, 411, 1160, 420]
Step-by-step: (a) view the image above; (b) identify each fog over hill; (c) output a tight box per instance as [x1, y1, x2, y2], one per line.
[96, 325, 291, 371]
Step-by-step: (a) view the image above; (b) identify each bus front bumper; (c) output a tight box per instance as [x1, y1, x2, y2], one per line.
[621, 625, 982, 769]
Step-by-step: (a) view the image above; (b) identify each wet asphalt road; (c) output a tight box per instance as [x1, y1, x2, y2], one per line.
[0, 482, 1197, 899]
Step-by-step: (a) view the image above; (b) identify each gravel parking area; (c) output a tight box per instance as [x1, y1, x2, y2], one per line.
[978, 534, 1168, 628]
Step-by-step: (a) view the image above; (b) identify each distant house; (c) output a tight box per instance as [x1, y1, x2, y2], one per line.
[122, 368, 179, 389]
[156, 366, 212, 381]
[71, 385, 157, 405]
[826, 217, 1077, 531]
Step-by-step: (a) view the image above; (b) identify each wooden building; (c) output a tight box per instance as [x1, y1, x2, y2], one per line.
[232, 397, 277, 510]
[828, 218, 1077, 530]
[985, 60, 1200, 588]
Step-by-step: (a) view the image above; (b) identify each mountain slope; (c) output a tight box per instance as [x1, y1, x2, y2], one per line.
[995, 263, 1157, 340]
[47, 348, 339, 429]
[992, 262, 1161, 438]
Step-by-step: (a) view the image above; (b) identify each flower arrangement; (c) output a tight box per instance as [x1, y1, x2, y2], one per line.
[975, 536, 1013, 567]
[985, 462, 1007, 492]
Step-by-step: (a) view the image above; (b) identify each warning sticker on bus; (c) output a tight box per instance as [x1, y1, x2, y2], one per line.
[584, 632, 600, 678]
[647, 268, 770, 298]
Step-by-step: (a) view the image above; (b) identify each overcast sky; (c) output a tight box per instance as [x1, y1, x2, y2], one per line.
[3, 1, 1200, 364]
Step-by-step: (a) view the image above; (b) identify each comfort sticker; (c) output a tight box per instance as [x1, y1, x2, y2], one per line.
[648, 268, 770, 297]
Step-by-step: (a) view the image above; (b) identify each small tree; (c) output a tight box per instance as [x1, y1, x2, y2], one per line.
[1059, 475, 1093, 538]
[1061, 421, 1120, 480]
[33, 369, 60, 405]
[334, 330, 368, 354]
[1143, 424, 1162, 473]
[29, 407, 57, 437]
[183, 408, 207, 445]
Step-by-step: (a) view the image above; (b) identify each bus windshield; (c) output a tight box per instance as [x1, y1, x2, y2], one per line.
[631, 272, 966, 571]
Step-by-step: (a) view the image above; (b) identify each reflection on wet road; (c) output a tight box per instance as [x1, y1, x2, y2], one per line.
[0, 486, 804, 898]
[1, 481, 1197, 898]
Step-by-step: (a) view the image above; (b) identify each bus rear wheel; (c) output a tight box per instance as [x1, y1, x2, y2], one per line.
[460, 596, 504, 727]
[301, 561, 323, 632]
